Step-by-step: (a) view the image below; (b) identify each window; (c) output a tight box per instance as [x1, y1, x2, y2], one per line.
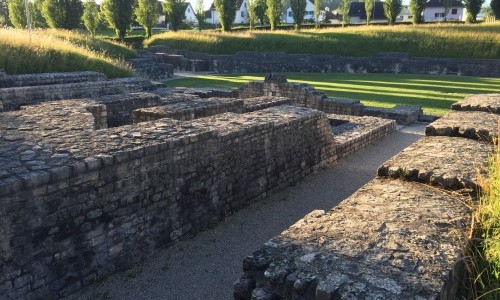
[435, 13, 445, 18]
[289, 11, 293, 17]
[451, 8, 457, 14]
[187, 8, 190, 13]
[241, 11, 244, 17]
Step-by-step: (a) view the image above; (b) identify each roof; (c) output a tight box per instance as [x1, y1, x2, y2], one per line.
[348, 1, 385, 20]
[426, 0, 463, 7]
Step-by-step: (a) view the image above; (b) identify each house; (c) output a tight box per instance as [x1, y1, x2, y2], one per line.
[283, 0, 317, 23]
[397, 6, 413, 22]
[423, 0, 465, 21]
[158, 2, 198, 27]
[205, 0, 249, 24]
[348, 1, 386, 24]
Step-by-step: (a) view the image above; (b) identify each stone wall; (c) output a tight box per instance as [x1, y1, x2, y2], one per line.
[0, 101, 336, 299]
[0, 72, 106, 88]
[0, 77, 154, 111]
[148, 47, 500, 78]
[234, 95, 498, 300]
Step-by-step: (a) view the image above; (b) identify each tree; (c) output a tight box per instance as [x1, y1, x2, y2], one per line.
[464, 0, 484, 22]
[290, 0, 306, 29]
[101, 0, 135, 39]
[194, 0, 206, 30]
[41, 0, 83, 29]
[409, 0, 425, 24]
[214, 0, 237, 31]
[492, 0, 500, 19]
[247, 0, 258, 29]
[82, 0, 100, 35]
[254, 0, 267, 24]
[266, 0, 282, 30]
[339, 0, 350, 26]
[442, 0, 452, 21]
[383, 0, 401, 25]
[163, 0, 186, 31]
[31, 0, 47, 27]
[314, 0, 321, 28]
[364, 0, 374, 24]
[135, 0, 159, 37]
[7, 0, 27, 28]
[0, 0, 9, 26]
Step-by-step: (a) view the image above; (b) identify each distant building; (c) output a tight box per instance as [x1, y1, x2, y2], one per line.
[348, 1, 386, 24]
[397, 6, 413, 22]
[158, 2, 198, 27]
[282, 1, 338, 24]
[205, 0, 249, 25]
[423, 0, 465, 21]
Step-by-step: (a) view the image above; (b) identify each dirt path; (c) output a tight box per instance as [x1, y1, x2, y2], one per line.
[67, 125, 425, 300]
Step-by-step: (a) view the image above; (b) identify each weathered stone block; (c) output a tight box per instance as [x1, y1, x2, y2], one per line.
[426, 111, 499, 142]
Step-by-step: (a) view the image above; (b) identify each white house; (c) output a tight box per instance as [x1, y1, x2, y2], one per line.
[422, 0, 465, 21]
[205, 0, 249, 24]
[158, 2, 198, 27]
[281, 0, 316, 24]
[397, 6, 413, 22]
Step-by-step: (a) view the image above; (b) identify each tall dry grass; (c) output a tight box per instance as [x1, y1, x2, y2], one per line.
[145, 22, 500, 59]
[0, 29, 134, 78]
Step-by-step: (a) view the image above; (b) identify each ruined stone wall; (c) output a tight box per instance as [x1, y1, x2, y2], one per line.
[147, 47, 500, 78]
[0, 72, 106, 88]
[0, 103, 336, 299]
[0, 77, 154, 111]
[96, 93, 162, 127]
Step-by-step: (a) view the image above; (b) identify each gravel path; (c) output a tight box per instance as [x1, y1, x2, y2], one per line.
[67, 125, 424, 300]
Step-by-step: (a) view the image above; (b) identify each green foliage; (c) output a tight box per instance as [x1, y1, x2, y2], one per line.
[194, 0, 206, 30]
[135, 0, 159, 37]
[383, 0, 402, 25]
[7, 0, 26, 28]
[163, 0, 186, 31]
[101, 0, 135, 39]
[266, 0, 282, 30]
[492, 0, 500, 19]
[409, 0, 425, 24]
[364, 0, 374, 24]
[164, 73, 500, 116]
[41, 0, 83, 29]
[0, 28, 133, 77]
[339, 0, 350, 26]
[254, 0, 267, 25]
[145, 23, 500, 59]
[464, 0, 484, 23]
[82, 0, 100, 35]
[214, 0, 237, 31]
[248, 0, 258, 29]
[31, 0, 47, 28]
[442, 0, 453, 21]
[0, 0, 10, 26]
[314, 0, 321, 28]
[290, 0, 306, 29]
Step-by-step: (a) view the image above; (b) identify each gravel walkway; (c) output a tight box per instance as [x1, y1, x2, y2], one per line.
[67, 124, 424, 300]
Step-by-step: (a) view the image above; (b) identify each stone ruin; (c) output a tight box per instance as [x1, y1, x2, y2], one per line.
[234, 94, 500, 300]
[0, 70, 495, 299]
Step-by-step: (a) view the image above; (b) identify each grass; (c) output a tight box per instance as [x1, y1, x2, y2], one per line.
[164, 73, 500, 115]
[472, 141, 500, 299]
[0, 28, 134, 78]
[145, 22, 500, 59]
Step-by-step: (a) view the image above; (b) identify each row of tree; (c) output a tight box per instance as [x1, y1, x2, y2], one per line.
[2, 0, 204, 38]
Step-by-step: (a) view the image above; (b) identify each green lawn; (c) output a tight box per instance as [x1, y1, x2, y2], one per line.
[164, 73, 500, 115]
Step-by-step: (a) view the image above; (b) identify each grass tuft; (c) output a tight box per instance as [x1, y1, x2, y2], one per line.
[0, 28, 135, 78]
[146, 22, 500, 59]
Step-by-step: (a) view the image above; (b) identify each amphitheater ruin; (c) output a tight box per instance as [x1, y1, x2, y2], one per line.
[0, 68, 499, 299]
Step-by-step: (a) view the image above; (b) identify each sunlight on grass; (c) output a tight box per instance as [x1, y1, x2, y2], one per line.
[165, 73, 499, 115]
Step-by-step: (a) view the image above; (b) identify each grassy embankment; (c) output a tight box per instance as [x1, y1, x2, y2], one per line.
[146, 22, 500, 59]
[0, 29, 135, 78]
[164, 73, 500, 115]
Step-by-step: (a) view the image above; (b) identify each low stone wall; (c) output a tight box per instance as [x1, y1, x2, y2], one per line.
[0, 77, 154, 111]
[234, 95, 498, 299]
[132, 97, 244, 122]
[148, 47, 500, 78]
[0, 71, 106, 88]
[0, 102, 336, 299]
[329, 114, 397, 159]
[235, 74, 422, 125]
